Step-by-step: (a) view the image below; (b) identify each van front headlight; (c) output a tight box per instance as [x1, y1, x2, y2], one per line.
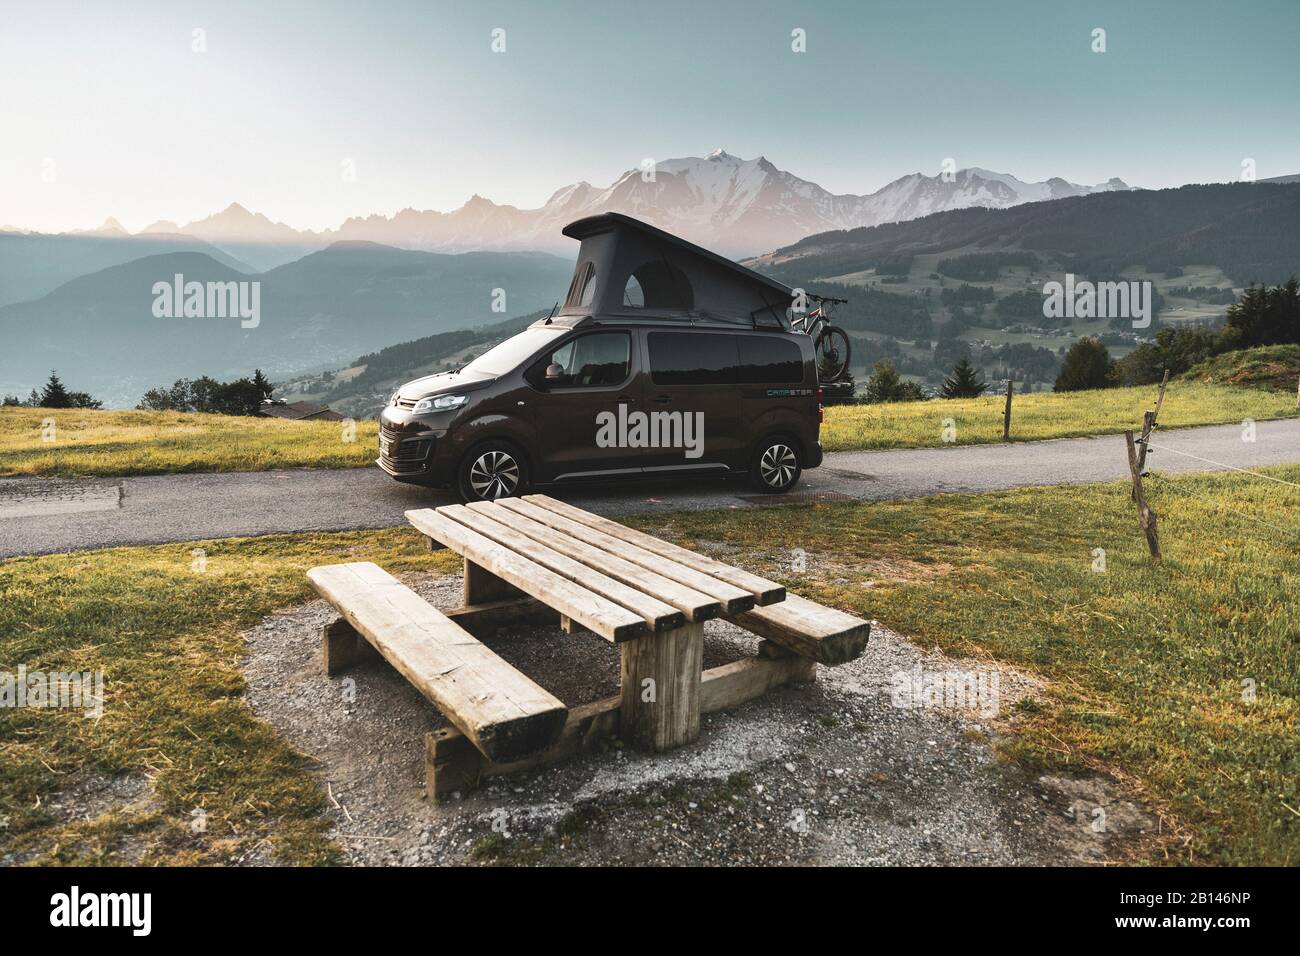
[412, 394, 468, 413]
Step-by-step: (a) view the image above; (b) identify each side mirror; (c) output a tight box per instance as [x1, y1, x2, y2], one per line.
[545, 363, 563, 382]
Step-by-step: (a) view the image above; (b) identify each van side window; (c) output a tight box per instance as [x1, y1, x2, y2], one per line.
[647, 332, 740, 385]
[621, 261, 693, 311]
[531, 332, 630, 389]
[737, 336, 804, 383]
[578, 264, 597, 307]
[565, 261, 597, 309]
[623, 275, 644, 308]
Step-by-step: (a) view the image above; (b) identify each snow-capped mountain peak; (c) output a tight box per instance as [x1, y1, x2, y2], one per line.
[71, 152, 1134, 259]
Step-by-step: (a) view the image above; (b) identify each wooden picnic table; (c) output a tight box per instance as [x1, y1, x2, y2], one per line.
[309, 493, 870, 798]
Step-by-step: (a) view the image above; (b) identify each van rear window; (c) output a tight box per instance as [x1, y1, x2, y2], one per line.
[648, 332, 739, 386]
[648, 331, 805, 385]
[736, 336, 804, 384]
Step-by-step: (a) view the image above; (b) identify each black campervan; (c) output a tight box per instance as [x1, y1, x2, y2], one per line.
[377, 213, 825, 502]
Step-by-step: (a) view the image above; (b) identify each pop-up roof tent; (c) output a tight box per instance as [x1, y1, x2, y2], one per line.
[557, 213, 795, 327]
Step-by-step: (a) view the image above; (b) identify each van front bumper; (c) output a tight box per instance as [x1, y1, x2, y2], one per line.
[377, 408, 452, 485]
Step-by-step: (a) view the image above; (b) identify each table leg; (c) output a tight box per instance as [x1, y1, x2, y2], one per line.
[463, 557, 520, 605]
[619, 622, 703, 752]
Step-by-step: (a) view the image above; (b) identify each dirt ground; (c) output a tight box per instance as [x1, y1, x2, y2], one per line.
[236, 572, 1159, 866]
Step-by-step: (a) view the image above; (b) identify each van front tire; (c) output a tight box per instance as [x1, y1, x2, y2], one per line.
[456, 441, 529, 502]
[748, 436, 802, 494]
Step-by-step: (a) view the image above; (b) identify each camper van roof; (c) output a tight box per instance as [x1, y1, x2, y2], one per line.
[562, 212, 794, 302]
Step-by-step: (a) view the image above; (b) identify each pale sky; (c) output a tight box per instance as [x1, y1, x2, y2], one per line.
[2, 0, 1298, 234]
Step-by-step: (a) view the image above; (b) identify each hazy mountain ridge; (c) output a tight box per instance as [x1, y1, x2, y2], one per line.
[0, 243, 572, 407]
[0, 232, 255, 308]
[751, 182, 1300, 289]
[11, 152, 1133, 270]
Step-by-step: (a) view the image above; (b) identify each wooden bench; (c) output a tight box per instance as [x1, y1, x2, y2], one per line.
[307, 561, 568, 763]
[427, 639, 818, 797]
[728, 594, 871, 665]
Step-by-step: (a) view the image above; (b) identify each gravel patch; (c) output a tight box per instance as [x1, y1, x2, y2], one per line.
[242, 572, 1157, 866]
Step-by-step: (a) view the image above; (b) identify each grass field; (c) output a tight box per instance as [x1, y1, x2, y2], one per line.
[820, 381, 1297, 452]
[0, 529, 453, 865]
[1184, 344, 1300, 394]
[0, 407, 378, 477]
[656, 467, 1300, 866]
[2, 468, 1295, 865]
[3, 378, 1295, 478]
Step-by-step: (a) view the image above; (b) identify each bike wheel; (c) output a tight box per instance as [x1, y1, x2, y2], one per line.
[815, 325, 852, 381]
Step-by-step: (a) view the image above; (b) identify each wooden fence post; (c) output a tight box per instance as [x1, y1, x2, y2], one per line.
[1125, 429, 1161, 561]
[1002, 379, 1014, 441]
[1132, 369, 1169, 501]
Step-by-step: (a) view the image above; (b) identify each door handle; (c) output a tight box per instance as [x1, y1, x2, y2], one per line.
[653, 394, 672, 404]
[617, 395, 637, 404]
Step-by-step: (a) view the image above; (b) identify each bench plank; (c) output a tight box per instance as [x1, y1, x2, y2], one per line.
[493, 497, 756, 614]
[405, 508, 647, 642]
[524, 494, 785, 605]
[464, 501, 720, 622]
[438, 504, 685, 632]
[728, 593, 871, 665]
[307, 562, 567, 762]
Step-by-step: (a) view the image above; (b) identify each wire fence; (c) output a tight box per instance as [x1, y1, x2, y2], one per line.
[1145, 443, 1300, 491]
[1146, 470, 1300, 542]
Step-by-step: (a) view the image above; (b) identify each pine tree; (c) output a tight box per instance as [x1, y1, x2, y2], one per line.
[39, 371, 72, 409]
[252, 368, 274, 401]
[1054, 338, 1117, 392]
[865, 360, 924, 403]
[940, 357, 988, 398]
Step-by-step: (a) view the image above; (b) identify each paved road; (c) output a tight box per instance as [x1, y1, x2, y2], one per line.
[2, 419, 1296, 559]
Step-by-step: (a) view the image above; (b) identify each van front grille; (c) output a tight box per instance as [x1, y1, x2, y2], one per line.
[378, 427, 432, 473]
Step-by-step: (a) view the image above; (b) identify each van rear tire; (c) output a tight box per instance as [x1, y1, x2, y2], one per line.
[748, 436, 802, 494]
[456, 441, 529, 502]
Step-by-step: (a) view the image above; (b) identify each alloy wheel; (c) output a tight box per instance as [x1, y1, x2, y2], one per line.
[468, 450, 520, 499]
[759, 443, 797, 489]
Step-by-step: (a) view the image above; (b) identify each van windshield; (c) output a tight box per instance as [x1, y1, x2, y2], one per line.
[461, 327, 566, 377]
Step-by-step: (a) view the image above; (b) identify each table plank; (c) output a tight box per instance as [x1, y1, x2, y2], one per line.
[465, 500, 721, 622]
[438, 504, 685, 632]
[405, 508, 646, 642]
[493, 497, 756, 614]
[524, 494, 785, 605]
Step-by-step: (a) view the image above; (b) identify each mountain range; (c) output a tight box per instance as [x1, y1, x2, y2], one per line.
[3, 151, 1133, 277]
[7, 154, 1294, 410]
[752, 181, 1300, 290]
[0, 244, 571, 407]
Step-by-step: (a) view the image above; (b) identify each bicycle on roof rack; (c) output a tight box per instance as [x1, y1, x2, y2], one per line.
[789, 293, 852, 382]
